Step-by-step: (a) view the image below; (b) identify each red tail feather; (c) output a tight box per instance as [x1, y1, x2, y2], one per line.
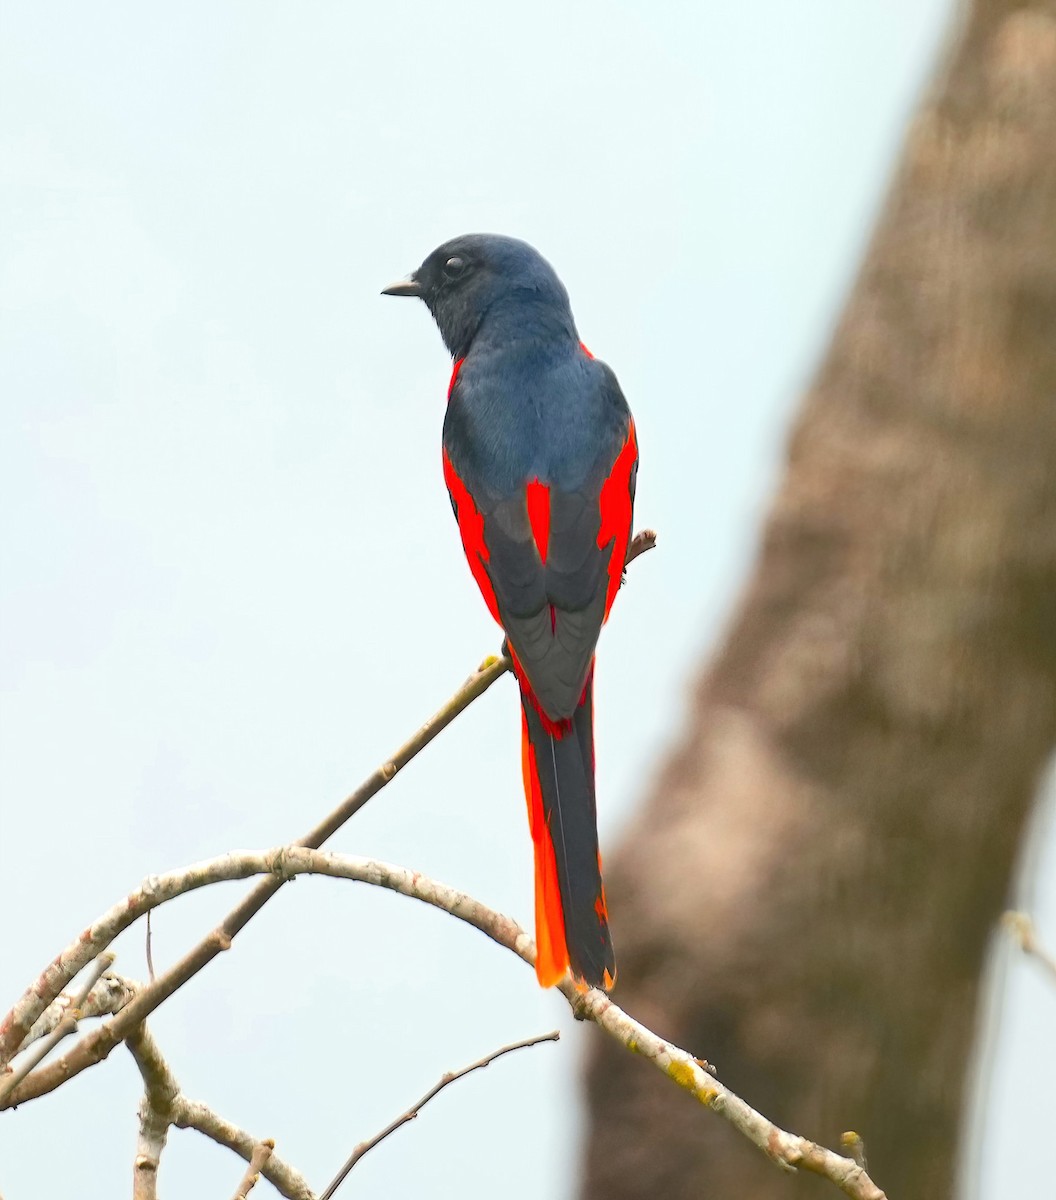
[520, 708, 570, 986]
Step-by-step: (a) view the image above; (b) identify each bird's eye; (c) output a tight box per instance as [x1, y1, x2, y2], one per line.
[443, 255, 467, 279]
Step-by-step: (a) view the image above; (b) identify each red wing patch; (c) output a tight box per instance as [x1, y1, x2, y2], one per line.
[442, 449, 501, 625]
[525, 479, 551, 564]
[579, 341, 595, 359]
[597, 421, 638, 620]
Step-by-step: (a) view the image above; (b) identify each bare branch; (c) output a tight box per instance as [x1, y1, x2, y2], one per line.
[0, 528, 657, 1070]
[145, 910, 156, 985]
[319, 1030, 560, 1199]
[230, 1139, 275, 1200]
[174, 1101, 313, 1200]
[1003, 911, 1056, 984]
[125, 1021, 313, 1200]
[841, 1131, 868, 1170]
[0, 663, 505, 1072]
[3, 849, 884, 1197]
[625, 527, 656, 566]
[0, 952, 114, 1106]
[21, 973, 136, 1050]
[562, 981, 885, 1199]
[128, 1024, 178, 1200]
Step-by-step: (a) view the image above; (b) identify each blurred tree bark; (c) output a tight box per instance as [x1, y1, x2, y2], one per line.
[582, 1, 1056, 1197]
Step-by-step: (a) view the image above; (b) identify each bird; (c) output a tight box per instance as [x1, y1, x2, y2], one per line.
[383, 234, 637, 991]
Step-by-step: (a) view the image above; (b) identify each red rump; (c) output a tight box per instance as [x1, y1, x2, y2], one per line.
[597, 422, 638, 620]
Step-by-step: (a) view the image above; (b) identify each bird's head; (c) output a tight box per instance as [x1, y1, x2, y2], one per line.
[382, 233, 576, 359]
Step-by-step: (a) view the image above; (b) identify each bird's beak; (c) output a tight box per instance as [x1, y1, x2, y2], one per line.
[381, 275, 423, 298]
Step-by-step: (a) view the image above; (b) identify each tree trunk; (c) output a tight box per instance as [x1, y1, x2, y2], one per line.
[582, 2, 1056, 1196]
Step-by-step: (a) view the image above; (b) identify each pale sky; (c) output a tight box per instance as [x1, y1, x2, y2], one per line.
[2, 2, 1053, 1197]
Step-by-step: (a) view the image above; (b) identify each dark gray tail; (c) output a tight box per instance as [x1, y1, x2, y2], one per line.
[520, 678, 615, 990]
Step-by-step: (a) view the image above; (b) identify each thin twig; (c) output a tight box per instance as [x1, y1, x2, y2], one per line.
[21, 973, 136, 1050]
[1003, 911, 1056, 983]
[3, 848, 883, 1198]
[126, 1023, 313, 1200]
[841, 1131, 868, 1170]
[0, 951, 114, 1106]
[175, 1101, 312, 1200]
[231, 1139, 275, 1200]
[0, 1016, 76, 1106]
[319, 1030, 560, 1200]
[0, 659, 503, 1074]
[0, 530, 657, 1077]
[625, 527, 656, 566]
[145, 909, 156, 984]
